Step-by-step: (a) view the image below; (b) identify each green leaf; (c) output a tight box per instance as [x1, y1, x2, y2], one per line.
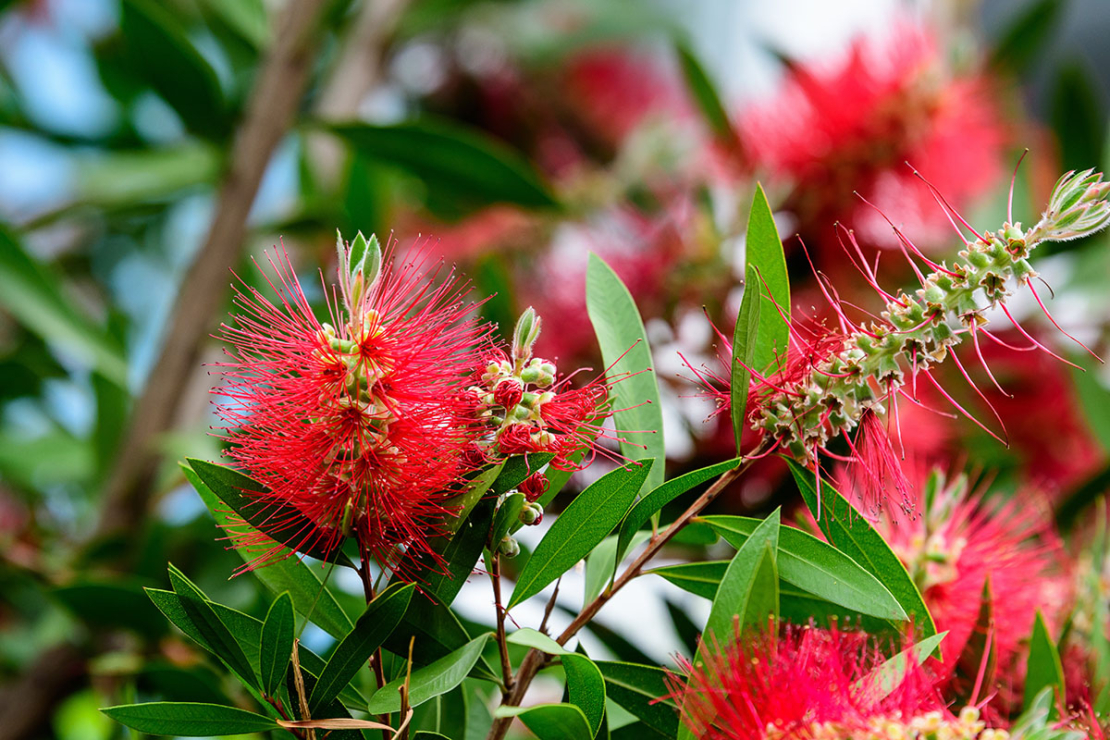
[489, 453, 556, 497]
[789, 460, 936, 640]
[199, 0, 269, 49]
[855, 632, 948, 703]
[120, 0, 227, 140]
[491, 493, 526, 550]
[166, 566, 257, 689]
[616, 459, 740, 566]
[259, 592, 294, 697]
[701, 515, 907, 620]
[183, 462, 355, 639]
[309, 582, 414, 713]
[586, 254, 665, 492]
[367, 634, 492, 713]
[648, 561, 727, 600]
[562, 654, 606, 738]
[745, 185, 790, 373]
[101, 702, 278, 736]
[704, 510, 780, 643]
[385, 593, 482, 671]
[1071, 360, 1110, 453]
[731, 265, 762, 450]
[53, 579, 165, 638]
[328, 120, 558, 215]
[596, 662, 677, 739]
[745, 543, 778, 632]
[1024, 611, 1065, 716]
[990, 0, 1066, 74]
[674, 41, 735, 142]
[493, 704, 592, 740]
[442, 462, 504, 534]
[505, 628, 569, 655]
[509, 460, 654, 608]
[412, 498, 494, 607]
[185, 458, 353, 566]
[0, 227, 126, 385]
[585, 532, 650, 604]
[73, 144, 221, 211]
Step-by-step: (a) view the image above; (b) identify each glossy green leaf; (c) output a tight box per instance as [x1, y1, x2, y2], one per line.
[648, 560, 726, 600]
[596, 661, 677, 739]
[120, 0, 227, 140]
[258, 592, 294, 697]
[745, 543, 778, 632]
[586, 254, 665, 492]
[166, 566, 257, 689]
[789, 460, 936, 639]
[442, 462, 504, 534]
[745, 185, 790, 373]
[1024, 611, 1065, 715]
[101, 702, 278, 736]
[855, 631, 947, 702]
[185, 458, 352, 566]
[704, 510, 780, 643]
[506, 628, 569, 655]
[309, 582, 414, 713]
[585, 531, 649, 604]
[412, 498, 494, 607]
[385, 593, 478, 669]
[675, 41, 735, 142]
[701, 515, 906, 620]
[328, 120, 557, 214]
[616, 459, 740, 566]
[0, 227, 126, 385]
[731, 265, 761, 450]
[367, 634, 491, 713]
[184, 463, 354, 639]
[562, 654, 606, 738]
[509, 460, 654, 608]
[494, 704, 592, 740]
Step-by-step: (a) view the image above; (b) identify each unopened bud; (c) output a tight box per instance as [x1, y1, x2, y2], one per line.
[512, 307, 542, 362]
[498, 535, 520, 558]
[346, 231, 382, 305]
[493, 378, 524, 409]
[1032, 169, 1110, 243]
[518, 502, 544, 526]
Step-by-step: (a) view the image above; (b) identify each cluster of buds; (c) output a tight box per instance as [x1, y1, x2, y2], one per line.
[745, 169, 1110, 506]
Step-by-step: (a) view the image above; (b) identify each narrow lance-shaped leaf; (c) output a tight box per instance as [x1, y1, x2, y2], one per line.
[789, 460, 937, 641]
[259, 592, 294, 697]
[166, 566, 258, 689]
[509, 460, 654, 609]
[1024, 611, 1065, 716]
[308, 581, 414, 713]
[675, 41, 736, 143]
[731, 264, 761, 451]
[746, 185, 790, 374]
[367, 634, 492, 713]
[855, 631, 948, 703]
[101, 702, 279, 736]
[586, 254, 665, 492]
[562, 653, 606, 738]
[596, 661, 678, 739]
[493, 704, 592, 740]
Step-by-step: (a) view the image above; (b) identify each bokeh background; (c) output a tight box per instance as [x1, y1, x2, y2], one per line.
[3, 0, 1110, 737]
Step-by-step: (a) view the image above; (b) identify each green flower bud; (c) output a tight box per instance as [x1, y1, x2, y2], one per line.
[512, 307, 542, 362]
[498, 536, 521, 558]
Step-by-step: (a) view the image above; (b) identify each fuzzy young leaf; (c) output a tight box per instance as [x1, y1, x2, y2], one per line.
[308, 582, 414, 713]
[731, 265, 761, 451]
[586, 254, 665, 492]
[509, 460, 654, 609]
[493, 704, 592, 740]
[745, 185, 790, 374]
[789, 461, 937, 640]
[1024, 611, 1065, 716]
[259, 592, 294, 697]
[101, 702, 278, 736]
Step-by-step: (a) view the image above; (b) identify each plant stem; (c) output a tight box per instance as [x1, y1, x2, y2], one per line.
[358, 557, 391, 740]
[484, 460, 751, 740]
[488, 553, 515, 694]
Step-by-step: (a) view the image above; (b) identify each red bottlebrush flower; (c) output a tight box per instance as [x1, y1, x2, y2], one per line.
[664, 625, 953, 739]
[870, 467, 1072, 713]
[213, 239, 492, 578]
[739, 21, 1006, 251]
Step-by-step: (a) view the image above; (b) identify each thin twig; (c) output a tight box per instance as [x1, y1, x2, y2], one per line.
[488, 553, 514, 694]
[538, 576, 561, 635]
[485, 460, 751, 740]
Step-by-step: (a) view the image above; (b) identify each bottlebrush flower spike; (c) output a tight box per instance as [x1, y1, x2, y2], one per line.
[472, 308, 634, 471]
[213, 234, 492, 578]
[661, 624, 1020, 739]
[705, 170, 1110, 510]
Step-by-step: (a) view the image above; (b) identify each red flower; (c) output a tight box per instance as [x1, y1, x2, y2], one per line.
[871, 466, 1072, 712]
[213, 241, 491, 578]
[665, 625, 949, 739]
[740, 21, 1006, 251]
